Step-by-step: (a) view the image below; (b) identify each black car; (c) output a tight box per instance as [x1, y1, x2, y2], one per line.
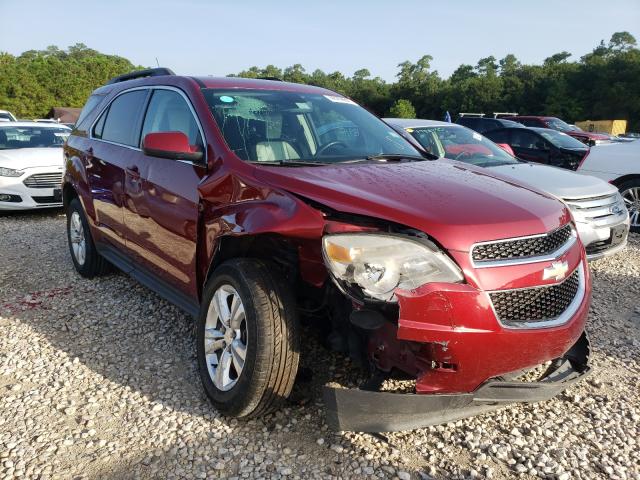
[456, 116, 522, 134]
[484, 127, 589, 170]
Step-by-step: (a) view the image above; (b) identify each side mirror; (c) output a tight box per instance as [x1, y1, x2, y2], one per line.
[142, 131, 203, 162]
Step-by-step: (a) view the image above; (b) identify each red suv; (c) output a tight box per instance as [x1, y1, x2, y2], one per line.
[63, 69, 591, 432]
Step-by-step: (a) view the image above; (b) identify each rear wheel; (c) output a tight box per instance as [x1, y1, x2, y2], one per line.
[619, 179, 640, 233]
[66, 198, 109, 277]
[197, 259, 299, 418]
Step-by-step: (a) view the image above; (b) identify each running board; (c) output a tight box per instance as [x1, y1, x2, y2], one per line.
[97, 244, 200, 318]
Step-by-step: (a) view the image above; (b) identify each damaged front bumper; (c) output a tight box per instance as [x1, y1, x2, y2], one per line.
[324, 332, 590, 432]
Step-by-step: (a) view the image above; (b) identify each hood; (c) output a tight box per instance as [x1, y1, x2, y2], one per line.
[489, 163, 617, 199]
[254, 160, 570, 252]
[0, 148, 64, 170]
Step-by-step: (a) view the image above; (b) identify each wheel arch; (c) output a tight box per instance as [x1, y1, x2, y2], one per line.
[610, 174, 640, 188]
[196, 192, 328, 302]
[62, 182, 78, 209]
[203, 233, 301, 290]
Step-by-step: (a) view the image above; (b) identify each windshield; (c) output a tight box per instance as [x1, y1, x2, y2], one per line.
[203, 89, 420, 164]
[545, 117, 573, 131]
[409, 125, 518, 167]
[533, 128, 587, 149]
[0, 126, 70, 150]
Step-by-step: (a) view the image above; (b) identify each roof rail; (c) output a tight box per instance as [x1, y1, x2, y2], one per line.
[493, 112, 519, 118]
[459, 113, 485, 118]
[258, 76, 283, 82]
[106, 68, 176, 85]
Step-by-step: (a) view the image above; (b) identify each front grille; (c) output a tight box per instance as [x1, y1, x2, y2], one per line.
[23, 172, 63, 189]
[472, 224, 573, 263]
[564, 193, 626, 227]
[32, 195, 61, 204]
[489, 268, 580, 327]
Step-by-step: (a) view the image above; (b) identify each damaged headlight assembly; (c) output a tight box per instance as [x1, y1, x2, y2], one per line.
[322, 233, 464, 302]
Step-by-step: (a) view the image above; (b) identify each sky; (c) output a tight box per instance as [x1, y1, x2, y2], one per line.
[1, 0, 639, 81]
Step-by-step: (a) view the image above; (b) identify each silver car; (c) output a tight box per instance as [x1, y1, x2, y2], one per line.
[385, 118, 629, 260]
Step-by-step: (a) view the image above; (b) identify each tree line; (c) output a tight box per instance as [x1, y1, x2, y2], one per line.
[1, 33, 639, 130]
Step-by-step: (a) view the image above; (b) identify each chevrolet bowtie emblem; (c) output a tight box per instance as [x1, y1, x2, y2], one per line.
[543, 261, 569, 281]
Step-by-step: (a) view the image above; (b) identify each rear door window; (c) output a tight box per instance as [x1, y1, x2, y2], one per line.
[486, 129, 509, 144]
[97, 90, 148, 147]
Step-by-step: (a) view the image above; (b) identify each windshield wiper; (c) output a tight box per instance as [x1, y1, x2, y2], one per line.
[365, 153, 431, 162]
[248, 160, 330, 167]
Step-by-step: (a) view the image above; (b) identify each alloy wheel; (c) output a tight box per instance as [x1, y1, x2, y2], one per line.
[69, 211, 86, 266]
[622, 186, 640, 228]
[204, 284, 248, 391]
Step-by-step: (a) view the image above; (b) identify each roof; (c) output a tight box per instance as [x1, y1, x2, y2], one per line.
[47, 107, 82, 123]
[94, 73, 337, 97]
[0, 121, 71, 129]
[192, 76, 335, 94]
[507, 115, 555, 120]
[383, 118, 455, 128]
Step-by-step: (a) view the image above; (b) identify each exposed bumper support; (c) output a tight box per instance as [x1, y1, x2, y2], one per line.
[324, 333, 590, 432]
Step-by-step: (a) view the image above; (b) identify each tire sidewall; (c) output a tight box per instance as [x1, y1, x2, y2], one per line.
[66, 198, 97, 276]
[196, 263, 262, 415]
[619, 179, 640, 232]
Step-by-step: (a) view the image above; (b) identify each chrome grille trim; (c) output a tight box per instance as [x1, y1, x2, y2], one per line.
[487, 263, 585, 329]
[23, 172, 63, 189]
[470, 224, 577, 268]
[563, 193, 627, 228]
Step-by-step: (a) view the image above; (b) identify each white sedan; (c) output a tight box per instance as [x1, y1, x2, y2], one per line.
[385, 118, 630, 260]
[0, 122, 71, 210]
[577, 140, 640, 232]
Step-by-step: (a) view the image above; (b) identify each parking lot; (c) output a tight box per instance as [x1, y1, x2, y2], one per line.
[0, 209, 638, 480]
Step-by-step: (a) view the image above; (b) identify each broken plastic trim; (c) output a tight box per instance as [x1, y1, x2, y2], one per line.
[323, 332, 590, 432]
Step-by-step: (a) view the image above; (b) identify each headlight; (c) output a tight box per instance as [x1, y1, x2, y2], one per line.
[0, 167, 22, 177]
[322, 233, 464, 302]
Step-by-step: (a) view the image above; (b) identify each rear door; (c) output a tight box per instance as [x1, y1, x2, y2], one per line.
[508, 129, 551, 164]
[124, 87, 207, 300]
[87, 89, 148, 248]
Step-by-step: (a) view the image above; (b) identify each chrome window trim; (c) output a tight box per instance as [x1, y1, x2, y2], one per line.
[88, 85, 207, 166]
[469, 224, 577, 268]
[487, 263, 585, 330]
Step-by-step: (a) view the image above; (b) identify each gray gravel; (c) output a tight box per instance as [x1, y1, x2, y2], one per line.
[0, 209, 639, 479]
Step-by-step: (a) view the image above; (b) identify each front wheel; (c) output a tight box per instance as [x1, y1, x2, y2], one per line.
[619, 179, 640, 233]
[197, 259, 299, 418]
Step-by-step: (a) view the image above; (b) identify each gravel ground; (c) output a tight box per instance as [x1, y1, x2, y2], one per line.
[0, 209, 639, 480]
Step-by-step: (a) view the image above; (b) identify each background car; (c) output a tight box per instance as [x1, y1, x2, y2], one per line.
[577, 140, 640, 232]
[0, 122, 70, 210]
[0, 110, 17, 122]
[385, 118, 629, 260]
[455, 114, 522, 134]
[484, 126, 589, 170]
[502, 115, 610, 146]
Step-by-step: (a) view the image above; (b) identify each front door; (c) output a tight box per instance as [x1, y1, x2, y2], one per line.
[509, 129, 551, 164]
[123, 87, 207, 299]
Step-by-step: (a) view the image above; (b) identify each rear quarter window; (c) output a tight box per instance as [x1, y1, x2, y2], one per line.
[75, 94, 106, 130]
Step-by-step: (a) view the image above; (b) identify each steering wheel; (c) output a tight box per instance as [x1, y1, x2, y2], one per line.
[316, 141, 348, 157]
[454, 150, 473, 161]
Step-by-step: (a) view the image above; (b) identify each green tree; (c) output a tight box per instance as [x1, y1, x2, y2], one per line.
[388, 99, 416, 118]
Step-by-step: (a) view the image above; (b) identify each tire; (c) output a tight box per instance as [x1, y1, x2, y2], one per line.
[66, 197, 110, 278]
[618, 179, 640, 233]
[197, 258, 299, 418]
